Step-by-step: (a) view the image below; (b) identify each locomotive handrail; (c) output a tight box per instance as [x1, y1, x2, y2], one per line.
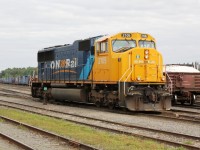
[124, 63, 134, 96]
[118, 53, 131, 98]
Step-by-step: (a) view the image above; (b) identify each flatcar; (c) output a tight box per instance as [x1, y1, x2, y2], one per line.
[165, 65, 200, 105]
[31, 32, 171, 111]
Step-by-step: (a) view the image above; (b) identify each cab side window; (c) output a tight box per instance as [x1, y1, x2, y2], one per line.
[100, 42, 108, 52]
[97, 41, 108, 53]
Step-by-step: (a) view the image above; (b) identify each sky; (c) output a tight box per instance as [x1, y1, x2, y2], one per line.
[0, 0, 200, 71]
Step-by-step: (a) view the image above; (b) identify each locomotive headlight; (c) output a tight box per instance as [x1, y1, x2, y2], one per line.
[145, 55, 149, 59]
[144, 50, 149, 54]
[144, 50, 149, 59]
[137, 77, 141, 81]
[161, 77, 165, 81]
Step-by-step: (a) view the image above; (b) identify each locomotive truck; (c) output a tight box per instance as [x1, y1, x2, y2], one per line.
[31, 32, 171, 111]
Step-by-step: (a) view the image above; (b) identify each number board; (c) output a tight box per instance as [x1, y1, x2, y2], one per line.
[121, 33, 132, 38]
[141, 34, 148, 38]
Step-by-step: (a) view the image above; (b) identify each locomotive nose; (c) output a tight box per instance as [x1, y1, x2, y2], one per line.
[132, 48, 164, 83]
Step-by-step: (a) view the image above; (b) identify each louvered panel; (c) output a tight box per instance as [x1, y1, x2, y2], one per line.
[195, 76, 200, 87]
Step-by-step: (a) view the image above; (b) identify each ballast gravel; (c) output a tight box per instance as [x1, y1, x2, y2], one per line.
[0, 119, 76, 150]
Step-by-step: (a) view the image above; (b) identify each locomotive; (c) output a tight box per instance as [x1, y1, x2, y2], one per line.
[31, 32, 171, 111]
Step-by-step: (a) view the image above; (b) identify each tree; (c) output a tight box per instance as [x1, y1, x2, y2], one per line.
[0, 67, 37, 78]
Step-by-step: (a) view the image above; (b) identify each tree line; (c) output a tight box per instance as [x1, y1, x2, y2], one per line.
[193, 62, 200, 71]
[0, 67, 37, 78]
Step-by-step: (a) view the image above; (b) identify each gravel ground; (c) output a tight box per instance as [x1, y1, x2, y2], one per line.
[0, 91, 11, 95]
[0, 119, 76, 150]
[0, 87, 31, 95]
[0, 84, 31, 94]
[0, 95, 200, 147]
[0, 136, 23, 150]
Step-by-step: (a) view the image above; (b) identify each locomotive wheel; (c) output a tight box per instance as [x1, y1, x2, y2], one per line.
[172, 95, 178, 105]
[95, 101, 101, 107]
[122, 107, 128, 112]
[190, 94, 196, 106]
[31, 88, 37, 98]
[108, 102, 115, 110]
[181, 101, 185, 105]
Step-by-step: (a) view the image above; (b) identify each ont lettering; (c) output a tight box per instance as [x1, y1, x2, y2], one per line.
[50, 58, 78, 69]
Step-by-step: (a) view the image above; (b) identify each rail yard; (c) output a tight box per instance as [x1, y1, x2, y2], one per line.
[0, 32, 200, 149]
[1, 0, 200, 149]
[0, 83, 199, 150]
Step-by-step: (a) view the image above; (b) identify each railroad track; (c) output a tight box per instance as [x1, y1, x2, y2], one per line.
[145, 110, 200, 124]
[0, 115, 98, 150]
[171, 107, 200, 113]
[0, 99, 199, 150]
[1, 87, 200, 124]
[0, 83, 31, 91]
[170, 108, 200, 116]
[173, 104, 200, 109]
[0, 132, 34, 150]
[0, 88, 31, 96]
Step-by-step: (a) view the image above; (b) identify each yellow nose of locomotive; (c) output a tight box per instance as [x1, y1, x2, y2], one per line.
[91, 32, 166, 84]
[132, 48, 165, 83]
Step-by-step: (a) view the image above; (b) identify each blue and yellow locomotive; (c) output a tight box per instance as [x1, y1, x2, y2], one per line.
[31, 32, 171, 111]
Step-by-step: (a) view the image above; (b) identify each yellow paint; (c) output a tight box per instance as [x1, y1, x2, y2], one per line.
[53, 70, 77, 74]
[89, 32, 165, 84]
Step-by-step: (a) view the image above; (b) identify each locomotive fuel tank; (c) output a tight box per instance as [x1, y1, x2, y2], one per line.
[51, 88, 88, 102]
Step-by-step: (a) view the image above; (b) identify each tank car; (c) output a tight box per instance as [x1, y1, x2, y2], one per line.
[31, 32, 171, 111]
[165, 65, 200, 105]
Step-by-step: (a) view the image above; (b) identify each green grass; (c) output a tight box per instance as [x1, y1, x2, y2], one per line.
[0, 107, 185, 150]
[184, 141, 193, 145]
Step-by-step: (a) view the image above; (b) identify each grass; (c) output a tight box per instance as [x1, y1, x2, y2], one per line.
[0, 107, 185, 150]
[184, 141, 193, 145]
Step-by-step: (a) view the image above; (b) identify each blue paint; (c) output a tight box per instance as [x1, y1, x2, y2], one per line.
[79, 53, 94, 80]
[37, 35, 103, 82]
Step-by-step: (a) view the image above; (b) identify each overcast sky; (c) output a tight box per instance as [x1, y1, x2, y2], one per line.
[0, 0, 200, 71]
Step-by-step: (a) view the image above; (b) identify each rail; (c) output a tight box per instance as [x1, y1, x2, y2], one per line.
[0, 132, 34, 150]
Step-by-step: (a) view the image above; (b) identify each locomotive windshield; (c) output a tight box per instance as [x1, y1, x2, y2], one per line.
[112, 40, 136, 53]
[139, 40, 155, 48]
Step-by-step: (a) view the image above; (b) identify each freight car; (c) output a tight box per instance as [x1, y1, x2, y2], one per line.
[31, 32, 171, 111]
[0, 76, 31, 85]
[165, 65, 200, 105]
